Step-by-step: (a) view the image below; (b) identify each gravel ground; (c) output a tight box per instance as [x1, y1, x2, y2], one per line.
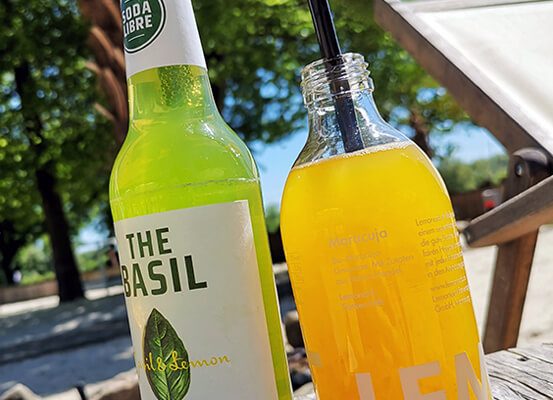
[0, 336, 134, 396]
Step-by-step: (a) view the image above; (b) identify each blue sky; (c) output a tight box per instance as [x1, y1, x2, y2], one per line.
[255, 124, 506, 206]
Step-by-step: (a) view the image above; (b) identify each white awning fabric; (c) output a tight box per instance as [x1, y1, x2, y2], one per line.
[375, 0, 553, 155]
[419, 1, 553, 142]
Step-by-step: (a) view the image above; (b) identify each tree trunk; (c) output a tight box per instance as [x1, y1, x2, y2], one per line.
[211, 81, 226, 113]
[0, 222, 19, 285]
[14, 61, 84, 302]
[409, 110, 433, 157]
[35, 167, 84, 301]
[0, 244, 17, 285]
[206, 52, 226, 112]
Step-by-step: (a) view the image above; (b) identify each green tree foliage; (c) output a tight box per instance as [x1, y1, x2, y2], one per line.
[265, 204, 281, 233]
[13, 239, 54, 285]
[0, 0, 473, 291]
[438, 154, 509, 194]
[194, 0, 313, 144]
[0, 0, 112, 296]
[195, 0, 466, 151]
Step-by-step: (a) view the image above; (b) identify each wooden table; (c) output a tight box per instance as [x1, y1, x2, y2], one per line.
[293, 344, 553, 399]
[486, 343, 553, 399]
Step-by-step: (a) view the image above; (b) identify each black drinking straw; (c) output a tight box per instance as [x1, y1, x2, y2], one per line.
[307, 0, 364, 153]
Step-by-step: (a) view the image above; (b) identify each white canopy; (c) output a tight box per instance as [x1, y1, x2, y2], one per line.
[375, 0, 553, 156]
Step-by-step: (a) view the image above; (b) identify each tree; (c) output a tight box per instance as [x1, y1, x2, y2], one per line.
[82, 0, 465, 152]
[265, 204, 281, 233]
[0, 0, 112, 300]
[438, 155, 508, 194]
[193, 0, 467, 152]
[0, 0, 472, 293]
[0, 140, 42, 284]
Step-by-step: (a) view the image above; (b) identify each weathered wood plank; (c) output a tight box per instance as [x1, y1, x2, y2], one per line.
[482, 150, 550, 353]
[487, 344, 553, 399]
[464, 176, 553, 247]
[484, 232, 539, 353]
[293, 344, 553, 399]
[508, 344, 553, 366]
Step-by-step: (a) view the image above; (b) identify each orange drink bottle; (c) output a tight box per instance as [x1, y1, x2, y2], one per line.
[280, 53, 491, 400]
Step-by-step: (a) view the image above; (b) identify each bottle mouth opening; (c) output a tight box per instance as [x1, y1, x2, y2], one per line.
[301, 53, 373, 107]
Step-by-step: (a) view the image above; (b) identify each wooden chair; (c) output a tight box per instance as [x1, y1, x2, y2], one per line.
[374, 0, 553, 353]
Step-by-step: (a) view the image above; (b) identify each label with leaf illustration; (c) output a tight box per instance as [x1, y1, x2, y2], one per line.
[114, 201, 279, 399]
[144, 309, 191, 399]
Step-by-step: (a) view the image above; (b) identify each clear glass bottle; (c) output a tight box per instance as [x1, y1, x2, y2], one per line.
[280, 53, 490, 399]
[110, 0, 291, 398]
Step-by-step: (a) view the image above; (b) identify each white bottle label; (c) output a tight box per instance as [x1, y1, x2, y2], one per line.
[114, 201, 279, 399]
[121, 0, 207, 77]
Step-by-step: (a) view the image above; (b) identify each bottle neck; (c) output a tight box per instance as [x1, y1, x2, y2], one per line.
[122, 0, 206, 78]
[128, 65, 218, 121]
[306, 88, 387, 141]
[122, 0, 215, 123]
[297, 53, 407, 166]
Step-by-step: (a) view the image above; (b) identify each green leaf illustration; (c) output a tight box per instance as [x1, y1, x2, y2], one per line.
[144, 308, 191, 399]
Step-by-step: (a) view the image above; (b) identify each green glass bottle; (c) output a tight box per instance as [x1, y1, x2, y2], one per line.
[110, 0, 292, 398]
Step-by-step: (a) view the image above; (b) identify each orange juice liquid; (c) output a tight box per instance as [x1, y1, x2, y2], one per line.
[281, 142, 488, 399]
